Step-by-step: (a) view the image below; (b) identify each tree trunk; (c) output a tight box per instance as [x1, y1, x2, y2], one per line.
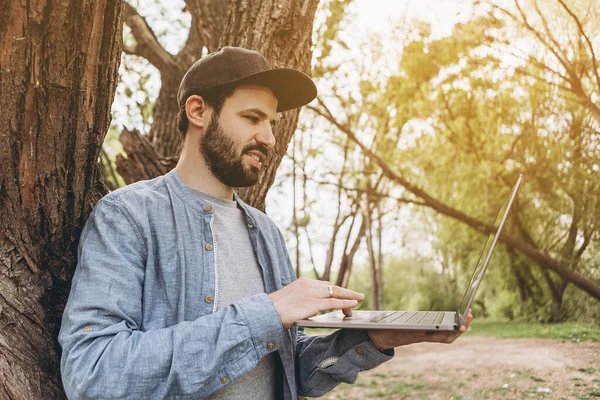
[376, 202, 384, 309]
[365, 200, 382, 310]
[0, 1, 123, 398]
[507, 247, 528, 314]
[147, 72, 188, 157]
[337, 213, 368, 288]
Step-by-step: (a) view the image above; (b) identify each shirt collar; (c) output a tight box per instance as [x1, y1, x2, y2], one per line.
[165, 169, 256, 226]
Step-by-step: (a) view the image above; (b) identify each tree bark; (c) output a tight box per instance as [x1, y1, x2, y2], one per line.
[116, 129, 177, 183]
[0, 1, 123, 398]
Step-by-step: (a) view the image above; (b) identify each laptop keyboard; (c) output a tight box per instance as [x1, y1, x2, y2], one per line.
[411, 311, 445, 325]
[369, 311, 446, 325]
[368, 311, 396, 323]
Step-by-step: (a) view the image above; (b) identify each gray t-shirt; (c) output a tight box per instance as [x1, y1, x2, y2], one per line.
[188, 186, 276, 400]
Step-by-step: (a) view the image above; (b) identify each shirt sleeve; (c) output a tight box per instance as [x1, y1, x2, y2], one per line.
[59, 199, 284, 399]
[295, 328, 393, 397]
[271, 227, 394, 397]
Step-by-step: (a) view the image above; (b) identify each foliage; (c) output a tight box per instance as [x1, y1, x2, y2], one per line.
[300, 0, 600, 324]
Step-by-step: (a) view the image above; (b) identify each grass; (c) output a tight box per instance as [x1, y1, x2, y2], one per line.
[578, 368, 598, 374]
[463, 319, 600, 342]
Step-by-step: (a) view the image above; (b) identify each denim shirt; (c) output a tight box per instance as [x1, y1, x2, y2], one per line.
[59, 169, 392, 399]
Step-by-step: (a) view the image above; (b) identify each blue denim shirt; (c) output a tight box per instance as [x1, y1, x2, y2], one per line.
[59, 169, 392, 399]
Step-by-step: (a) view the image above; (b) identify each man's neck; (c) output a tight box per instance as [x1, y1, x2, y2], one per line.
[175, 145, 235, 201]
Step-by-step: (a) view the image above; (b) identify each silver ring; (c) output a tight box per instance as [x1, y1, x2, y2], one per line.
[328, 285, 334, 298]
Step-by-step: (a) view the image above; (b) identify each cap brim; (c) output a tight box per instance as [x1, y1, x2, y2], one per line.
[235, 68, 318, 112]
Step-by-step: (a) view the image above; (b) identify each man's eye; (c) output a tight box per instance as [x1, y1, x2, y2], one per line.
[245, 115, 259, 123]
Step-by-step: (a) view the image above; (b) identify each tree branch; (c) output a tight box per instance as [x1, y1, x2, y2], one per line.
[123, 2, 176, 73]
[493, 1, 600, 125]
[182, 0, 229, 56]
[556, 0, 600, 94]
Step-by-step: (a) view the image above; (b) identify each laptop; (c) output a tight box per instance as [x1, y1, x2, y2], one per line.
[296, 175, 523, 331]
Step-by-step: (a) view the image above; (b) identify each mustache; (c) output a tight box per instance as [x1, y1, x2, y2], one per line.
[243, 143, 269, 158]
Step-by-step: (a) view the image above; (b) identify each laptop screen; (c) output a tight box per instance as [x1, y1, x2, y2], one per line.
[456, 175, 522, 321]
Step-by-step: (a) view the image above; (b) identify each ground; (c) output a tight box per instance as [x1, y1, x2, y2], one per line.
[322, 337, 600, 399]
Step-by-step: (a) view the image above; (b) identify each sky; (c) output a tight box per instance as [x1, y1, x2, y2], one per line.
[353, 0, 474, 35]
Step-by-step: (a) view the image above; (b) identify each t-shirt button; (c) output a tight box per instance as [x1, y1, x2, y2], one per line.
[205, 295, 214, 304]
[205, 243, 213, 251]
[267, 342, 276, 351]
[221, 376, 229, 385]
[204, 205, 212, 212]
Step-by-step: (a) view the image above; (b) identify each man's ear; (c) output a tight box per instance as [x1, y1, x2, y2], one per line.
[186, 95, 210, 130]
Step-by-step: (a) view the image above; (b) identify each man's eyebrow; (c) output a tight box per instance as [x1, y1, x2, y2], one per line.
[242, 108, 279, 123]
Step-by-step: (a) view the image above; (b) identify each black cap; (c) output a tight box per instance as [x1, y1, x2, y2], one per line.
[177, 46, 318, 112]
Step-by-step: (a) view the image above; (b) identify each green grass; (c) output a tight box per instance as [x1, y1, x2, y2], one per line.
[578, 368, 598, 374]
[464, 319, 600, 342]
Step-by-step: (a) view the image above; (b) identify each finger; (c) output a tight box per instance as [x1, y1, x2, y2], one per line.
[322, 298, 358, 311]
[322, 285, 365, 301]
[427, 324, 469, 341]
[342, 307, 353, 317]
[424, 331, 460, 343]
[460, 312, 473, 330]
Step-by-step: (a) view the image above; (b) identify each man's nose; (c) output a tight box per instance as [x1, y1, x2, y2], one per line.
[256, 123, 276, 149]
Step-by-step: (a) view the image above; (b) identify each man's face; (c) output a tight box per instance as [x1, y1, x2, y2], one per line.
[199, 85, 278, 187]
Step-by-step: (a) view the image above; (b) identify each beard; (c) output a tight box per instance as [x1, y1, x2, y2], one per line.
[199, 114, 269, 187]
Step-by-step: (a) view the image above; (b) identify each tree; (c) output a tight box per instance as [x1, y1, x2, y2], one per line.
[0, 0, 322, 397]
[0, 1, 123, 398]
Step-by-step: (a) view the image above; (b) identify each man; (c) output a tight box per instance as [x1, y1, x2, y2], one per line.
[59, 47, 472, 399]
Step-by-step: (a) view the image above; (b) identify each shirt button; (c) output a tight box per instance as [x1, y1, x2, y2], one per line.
[221, 376, 229, 385]
[205, 295, 213, 304]
[355, 346, 364, 355]
[267, 343, 276, 351]
[247, 224, 254, 229]
[204, 205, 212, 212]
[205, 243, 213, 251]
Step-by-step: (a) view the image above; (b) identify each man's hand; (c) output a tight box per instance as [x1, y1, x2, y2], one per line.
[269, 277, 365, 329]
[367, 310, 473, 352]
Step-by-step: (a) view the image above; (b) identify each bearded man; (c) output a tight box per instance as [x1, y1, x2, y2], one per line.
[59, 47, 471, 400]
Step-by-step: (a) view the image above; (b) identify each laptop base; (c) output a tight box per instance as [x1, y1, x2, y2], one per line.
[296, 310, 459, 331]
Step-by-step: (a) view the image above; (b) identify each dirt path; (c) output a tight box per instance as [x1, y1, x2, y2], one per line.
[323, 337, 600, 399]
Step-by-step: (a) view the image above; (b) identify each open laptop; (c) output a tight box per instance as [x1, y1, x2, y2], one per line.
[296, 174, 523, 331]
